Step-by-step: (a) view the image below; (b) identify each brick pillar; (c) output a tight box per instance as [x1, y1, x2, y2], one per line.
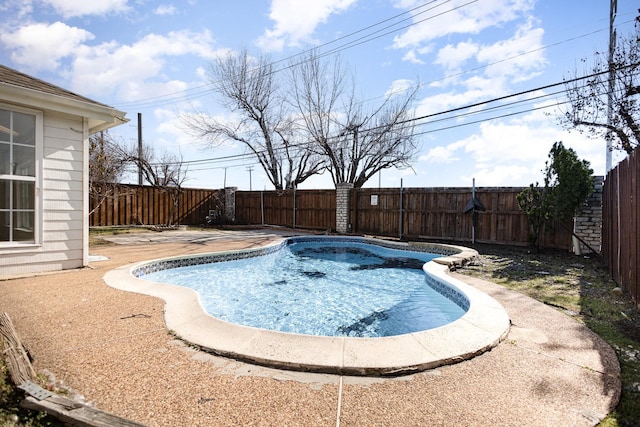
[573, 176, 603, 254]
[224, 187, 237, 223]
[336, 183, 353, 234]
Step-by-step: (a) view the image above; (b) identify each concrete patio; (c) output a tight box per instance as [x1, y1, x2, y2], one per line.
[0, 229, 620, 426]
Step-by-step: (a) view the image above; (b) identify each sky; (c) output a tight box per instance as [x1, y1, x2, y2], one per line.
[0, 0, 637, 191]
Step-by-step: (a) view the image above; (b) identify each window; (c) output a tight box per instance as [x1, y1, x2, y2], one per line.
[0, 108, 37, 244]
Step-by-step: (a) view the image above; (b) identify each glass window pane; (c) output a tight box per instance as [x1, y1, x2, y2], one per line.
[0, 211, 8, 242]
[13, 112, 35, 146]
[13, 211, 34, 241]
[0, 179, 8, 210]
[13, 145, 35, 176]
[0, 110, 10, 143]
[13, 181, 34, 210]
[0, 143, 9, 175]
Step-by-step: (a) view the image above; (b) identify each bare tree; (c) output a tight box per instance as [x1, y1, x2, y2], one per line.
[560, 13, 640, 154]
[289, 51, 420, 188]
[122, 143, 189, 226]
[183, 49, 324, 190]
[88, 131, 128, 215]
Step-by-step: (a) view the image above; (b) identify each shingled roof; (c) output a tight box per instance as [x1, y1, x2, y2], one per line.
[0, 64, 112, 108]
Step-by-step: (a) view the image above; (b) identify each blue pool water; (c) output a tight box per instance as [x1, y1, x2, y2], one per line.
[141, 239, 468, 337]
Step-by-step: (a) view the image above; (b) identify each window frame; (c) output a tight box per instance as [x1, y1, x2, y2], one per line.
[0, 103, 43, 249]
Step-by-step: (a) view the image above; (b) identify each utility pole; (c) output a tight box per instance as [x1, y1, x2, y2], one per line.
[223, 167, 228, 188]
[246, 166, 254, 191]
[137, 113, 143, 185]
[605, 0, 617, 173]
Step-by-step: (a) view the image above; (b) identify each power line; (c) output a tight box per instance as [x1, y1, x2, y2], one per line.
[147, 62, 635, 168]
[114, 15, 636, 120]
[115, 0, 475, 111]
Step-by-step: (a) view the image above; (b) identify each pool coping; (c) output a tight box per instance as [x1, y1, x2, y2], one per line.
[103, 237, 511, 376]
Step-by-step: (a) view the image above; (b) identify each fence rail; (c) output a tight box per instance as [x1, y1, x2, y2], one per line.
[232, 187, 572, 249]
[349, 187, 570, 248]
[89, 184, 572, 250]
[89, 184, 224, 227]
[602, 150, 640, 307]
[234, 190, 336, 231]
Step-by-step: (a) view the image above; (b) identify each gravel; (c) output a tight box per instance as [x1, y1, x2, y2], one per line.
[0, 232, 621, 426]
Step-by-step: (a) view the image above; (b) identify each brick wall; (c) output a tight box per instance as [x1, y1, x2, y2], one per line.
[573, 176, 603, 254]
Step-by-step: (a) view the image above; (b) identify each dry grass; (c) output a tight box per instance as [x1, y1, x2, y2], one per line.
[458, 243, 640, 427]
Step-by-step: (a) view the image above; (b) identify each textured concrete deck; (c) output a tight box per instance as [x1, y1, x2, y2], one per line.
[0, 229, 621, 426]
[104, 235, 510, 375]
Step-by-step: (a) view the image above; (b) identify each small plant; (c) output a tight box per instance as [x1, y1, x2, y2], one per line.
[0, 360, 63, 426]
[517, 142, 594, 251]
[516, 183, 547, 249]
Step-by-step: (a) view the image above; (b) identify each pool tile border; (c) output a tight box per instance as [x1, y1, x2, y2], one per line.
[132, 236, 472, 312]
[105, 236, 510, 376]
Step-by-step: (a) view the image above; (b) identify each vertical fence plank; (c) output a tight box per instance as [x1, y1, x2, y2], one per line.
[91, 184, 583, 253]
[89, 184, 224, 227]
[602, 150, 640, 308]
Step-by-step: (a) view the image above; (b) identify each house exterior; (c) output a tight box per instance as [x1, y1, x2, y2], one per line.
[0, 65, 127, 277]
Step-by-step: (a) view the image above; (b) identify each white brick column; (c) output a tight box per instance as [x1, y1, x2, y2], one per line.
[336, 183, 353, 234]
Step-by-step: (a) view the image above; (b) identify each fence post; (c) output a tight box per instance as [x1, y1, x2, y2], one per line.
[399, 179, 404, 239]
[336, 183, 353, 234]
[293, 187, 296, 229]
[261, 191, 265, 225]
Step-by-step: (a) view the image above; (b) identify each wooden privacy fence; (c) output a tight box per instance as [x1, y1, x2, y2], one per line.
[602, 149, 640, 308]
[89, 184, 225, 227]
[350, 187, 570, 248]
[233, 187, 572, 249]
[234, 189, 336, 231]
[89, 184, 573, 250]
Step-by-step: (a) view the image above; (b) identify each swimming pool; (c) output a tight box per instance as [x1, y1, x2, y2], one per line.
[104, 235, 510, 375]
[139, 238, 468, 338]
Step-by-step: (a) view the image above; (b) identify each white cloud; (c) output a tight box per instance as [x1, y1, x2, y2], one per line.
[402, 50, 424, 64]
[393, 0, 535, 49]
[154, 108, 203, 149]
[155, 4, 177, 16]
[40, 0, 129, 18]
[477, 20, 546, 81]
[385, 79, 414, 97]
[419, 107, 607, 186]
[416, 87, 494, 118]
[416, 19, 546, 118]
[69, 30, 226, 98]
[465, 164, 534, 186]
[0, 21, 94, 70]
[434, 40, 479, 72]
[420, 145, 460, 163]
[459, 120, 551, 164]
[0, 0, 33, 20]
[256, 0, 358, 51]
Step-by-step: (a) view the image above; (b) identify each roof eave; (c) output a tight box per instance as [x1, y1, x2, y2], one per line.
[0, 82, 128, 133]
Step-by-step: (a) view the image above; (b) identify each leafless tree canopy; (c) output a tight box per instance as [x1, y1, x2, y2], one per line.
[121, 142, 189, 225]
[183, 49, 419, 189]
[561, 13, 640, 154]
[89, 132, 189, 225]
[183, 50, 324, 190]
[289, 51, 419, 188]
[88, 132, 128, 215]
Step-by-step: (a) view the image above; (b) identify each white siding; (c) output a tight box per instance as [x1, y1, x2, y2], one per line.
[0, 110, 87, 277]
